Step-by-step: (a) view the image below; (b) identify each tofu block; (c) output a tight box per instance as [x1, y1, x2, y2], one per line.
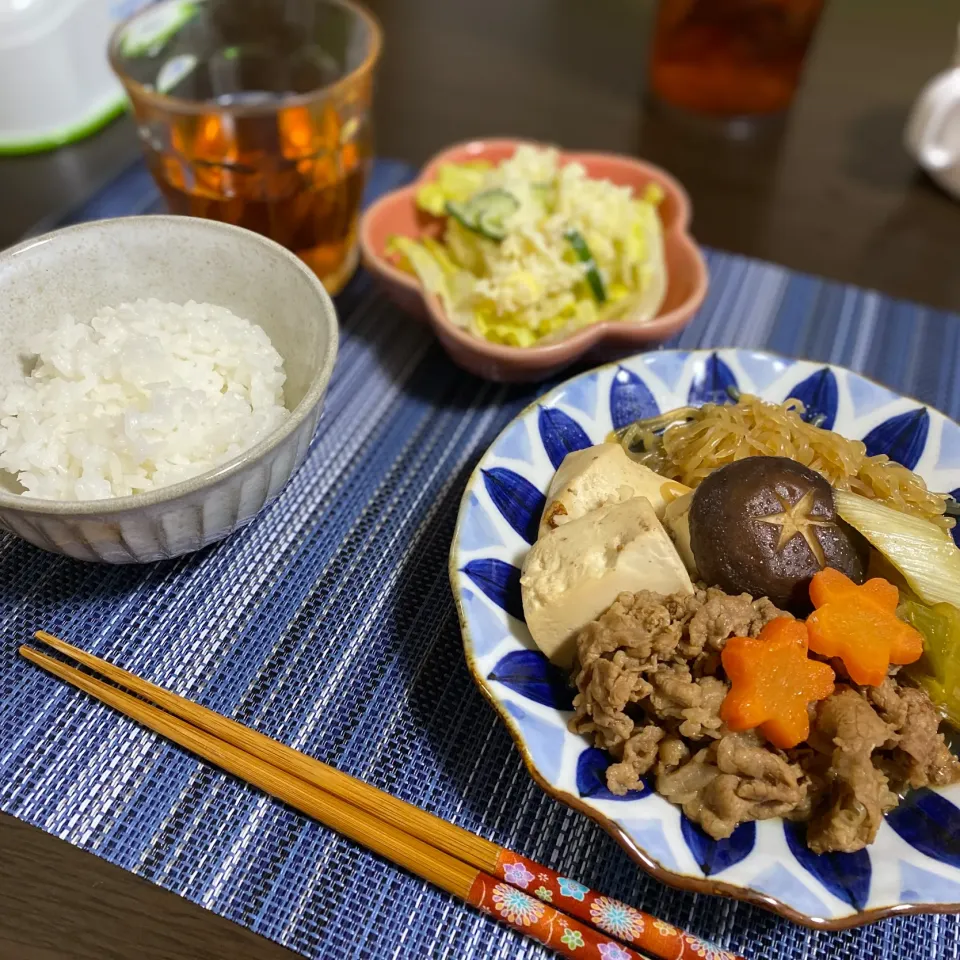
[521, 496, 694, 668]
[539, 443, 689, 539]
[663, 491, 698, 579]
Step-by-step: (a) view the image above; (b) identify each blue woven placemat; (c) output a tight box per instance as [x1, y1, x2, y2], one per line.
[3, 158, 959, 960]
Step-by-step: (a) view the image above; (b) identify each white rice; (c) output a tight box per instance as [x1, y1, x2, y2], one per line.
[0, 299, 289, 501]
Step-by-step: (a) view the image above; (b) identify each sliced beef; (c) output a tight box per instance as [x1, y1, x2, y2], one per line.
[813, 687, 893, 755]
[648, 666, 727, 740]
[571, 587, 786, 757]
[806, 688, 898, 853]
[570, 650, 652, 753]
[808, 752, 898, 854]
[656, 746, 720, 820]
[867, 679, 960, 789]
[575, 590, 686, 671]
[681, 676, 728, 740]
[682, 588, 788, 658]
[658, 732, 806, 839]
[606, 725, 665, 795]
[568, 585, 960, 854]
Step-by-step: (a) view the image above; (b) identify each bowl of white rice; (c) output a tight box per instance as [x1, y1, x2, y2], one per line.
[0, 215, 338, 562]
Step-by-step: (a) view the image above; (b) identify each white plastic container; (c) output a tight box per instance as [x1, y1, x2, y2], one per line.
[904, 25, 960, 202]
[0, 0, 150, 154]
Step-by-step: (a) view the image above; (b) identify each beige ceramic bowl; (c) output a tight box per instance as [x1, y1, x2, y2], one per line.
[360, 138, 709, 382]
[0, 216, 339, 562]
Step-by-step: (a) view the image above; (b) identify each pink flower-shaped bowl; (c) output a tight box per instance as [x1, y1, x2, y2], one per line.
[359, 139, 708, 382]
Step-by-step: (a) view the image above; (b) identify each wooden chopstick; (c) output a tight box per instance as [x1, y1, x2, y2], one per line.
[21, 644, 645, 960]
[27, 633, 740, 960]
[33, 630, 499, 870]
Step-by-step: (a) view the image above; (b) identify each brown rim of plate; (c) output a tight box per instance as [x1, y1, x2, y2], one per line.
[448, 347, 960, 931]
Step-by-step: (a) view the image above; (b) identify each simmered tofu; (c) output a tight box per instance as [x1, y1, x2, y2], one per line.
[521, 496, 694, 668]
[539, 443, 688, 539]
[663, 491, 698, 579]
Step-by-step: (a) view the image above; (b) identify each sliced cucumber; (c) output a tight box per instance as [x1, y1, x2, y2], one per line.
[445, 201, 476, 234]
[472, 189, 520, 240]
[565, 229, 607, 303]
[445, 188, 519, 242]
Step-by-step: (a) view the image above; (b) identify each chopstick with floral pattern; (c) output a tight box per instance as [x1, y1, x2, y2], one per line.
[21, 643, 645, 960]
[25, 632, 741, 960]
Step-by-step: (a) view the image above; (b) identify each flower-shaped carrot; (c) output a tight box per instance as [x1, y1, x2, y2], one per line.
[720, 618, 835, 749]
[806, 567, 923, 686]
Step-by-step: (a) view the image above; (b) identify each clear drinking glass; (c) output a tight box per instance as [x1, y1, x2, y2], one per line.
[649, 0, 825, 117]
[109, 0, 381, 294]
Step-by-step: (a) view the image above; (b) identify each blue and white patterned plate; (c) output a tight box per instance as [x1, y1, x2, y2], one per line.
[450, 348, 960, 930]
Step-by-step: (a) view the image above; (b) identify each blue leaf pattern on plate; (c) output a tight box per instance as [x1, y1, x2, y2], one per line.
[462, 559, 524, 622]
[862, 408, 929, 470]
[735, 352, 796, 392]
[458, 493, 505, 553]
[488, 650, 575, 710]
[609, 366, 660, 430]
[640, 350, 689, 390]
[681, 817, 755, 876]
[899, 860, 960, 904]
[462, 590, 509, 659]
[482, 468, 545, 545]
[687, 353, 738, 406]
[887, 788, 960, 869]
[748, 863, 830, 919]
[616, 818, 682, 873]
[847, 374, 899, 419]
[575, 747, 648, 801]
[788, 368, 838, 431]
[560, 371, 599, 418]
[495, 419, 533, 465]
[783, 820, 871, 910]
[538, 406, 591, 470]
[503, 701, 564, 783]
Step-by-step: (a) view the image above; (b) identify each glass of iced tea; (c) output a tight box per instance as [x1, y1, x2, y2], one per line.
[649, 0, 825, 117]
[109, 0, 381, 294]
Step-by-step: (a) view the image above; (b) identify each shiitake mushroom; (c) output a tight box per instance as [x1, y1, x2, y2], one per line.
[688, 456, 869, 614]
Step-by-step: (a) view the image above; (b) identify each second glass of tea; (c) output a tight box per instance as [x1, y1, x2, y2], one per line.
[649, 0, 825, 117]
[110, 0, 381, 294]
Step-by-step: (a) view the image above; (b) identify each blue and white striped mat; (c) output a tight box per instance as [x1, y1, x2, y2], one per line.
[2, 158, 959, 960]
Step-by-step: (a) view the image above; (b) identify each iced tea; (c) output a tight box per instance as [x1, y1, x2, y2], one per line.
[650, 0, 825, 116]
[110, 0, 380, 294]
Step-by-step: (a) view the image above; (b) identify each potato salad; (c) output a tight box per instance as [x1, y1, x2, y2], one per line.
[388, 146, 668, 347]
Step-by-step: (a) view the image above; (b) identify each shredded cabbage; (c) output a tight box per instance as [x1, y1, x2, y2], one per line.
[388, 146, 668, 347]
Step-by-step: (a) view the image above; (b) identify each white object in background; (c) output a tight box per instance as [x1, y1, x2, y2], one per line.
[905, 25, 960, 200]
[0, 0, 150, 155]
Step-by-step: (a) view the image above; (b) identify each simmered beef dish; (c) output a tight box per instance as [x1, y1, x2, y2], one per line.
[569, 587, 960, 853]
[521, 396, 960, 854]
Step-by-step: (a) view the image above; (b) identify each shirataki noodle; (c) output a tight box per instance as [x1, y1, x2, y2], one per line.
[630, 394, 951, 530]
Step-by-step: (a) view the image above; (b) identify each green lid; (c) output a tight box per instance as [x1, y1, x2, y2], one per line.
[0, 97, 128, 157]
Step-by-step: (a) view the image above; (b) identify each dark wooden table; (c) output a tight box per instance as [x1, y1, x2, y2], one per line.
[2, 1, 959, 957]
